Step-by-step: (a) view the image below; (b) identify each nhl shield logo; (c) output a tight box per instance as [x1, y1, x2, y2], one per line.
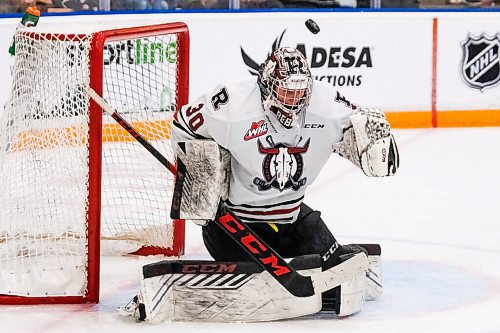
[461, 33, 500, 90]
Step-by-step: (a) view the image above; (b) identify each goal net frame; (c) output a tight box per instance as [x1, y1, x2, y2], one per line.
[0, 22, 189, 305]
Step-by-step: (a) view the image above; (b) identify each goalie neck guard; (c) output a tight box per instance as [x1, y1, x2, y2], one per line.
[258, 47, 313, 129]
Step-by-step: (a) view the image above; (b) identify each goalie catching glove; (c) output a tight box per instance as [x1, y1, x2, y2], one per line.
[333, 108, 399, 177]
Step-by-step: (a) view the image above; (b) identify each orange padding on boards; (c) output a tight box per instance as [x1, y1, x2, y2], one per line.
[11, 119, 173, 151]
[386, 110, 500, 128]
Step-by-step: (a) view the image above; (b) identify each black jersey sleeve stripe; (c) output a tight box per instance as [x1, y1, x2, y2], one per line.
[176, 108, 203, 138]
[173, 119, 207, 140]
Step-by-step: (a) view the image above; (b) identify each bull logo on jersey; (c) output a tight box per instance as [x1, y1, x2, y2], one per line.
[461, 33, 500, 90]
[253, 136, 309, 192]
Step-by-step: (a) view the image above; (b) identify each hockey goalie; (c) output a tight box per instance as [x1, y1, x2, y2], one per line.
[120, 47, 399, 323]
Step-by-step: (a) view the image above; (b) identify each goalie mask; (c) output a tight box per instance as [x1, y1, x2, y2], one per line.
[258, 47, 313, 129]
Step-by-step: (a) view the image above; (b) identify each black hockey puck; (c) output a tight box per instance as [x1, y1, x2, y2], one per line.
[305, 19, 320, 34]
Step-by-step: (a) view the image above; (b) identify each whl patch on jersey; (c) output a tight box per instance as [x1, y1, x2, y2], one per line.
[244, 120, 268, 141]
[461, 33, 500, 90]
[253, 135, 309, 192]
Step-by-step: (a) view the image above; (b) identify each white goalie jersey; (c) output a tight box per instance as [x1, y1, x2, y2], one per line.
[172, 78, 396, 224]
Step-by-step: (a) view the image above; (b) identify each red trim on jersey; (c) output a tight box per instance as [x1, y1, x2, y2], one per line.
[231, 204, 301, 216]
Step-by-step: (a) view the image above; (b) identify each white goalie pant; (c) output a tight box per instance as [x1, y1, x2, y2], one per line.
[119, 250, 382, 323]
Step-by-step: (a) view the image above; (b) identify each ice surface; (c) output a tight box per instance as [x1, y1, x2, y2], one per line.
[1, 128, 500, 332]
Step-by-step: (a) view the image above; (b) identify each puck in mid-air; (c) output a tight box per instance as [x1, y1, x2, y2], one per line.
[305, 19, 320, 34]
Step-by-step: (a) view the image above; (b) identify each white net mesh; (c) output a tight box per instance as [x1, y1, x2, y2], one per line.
[100, 35, 178, 252]
[0, 26, 182, 298]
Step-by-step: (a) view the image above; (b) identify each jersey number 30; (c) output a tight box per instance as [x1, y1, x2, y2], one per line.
[186, 103, 204, 132]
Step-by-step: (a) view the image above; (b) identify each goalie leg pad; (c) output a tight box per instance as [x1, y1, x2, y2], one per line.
[320, 244, 382, 316]
[340, 244, 382, 300]
[122, 255, 323, 323]
[358, 244, 383, 300]
[320, 252, 367, 316]
[335, 263, 366, 316]
[334, 244, 383, 316]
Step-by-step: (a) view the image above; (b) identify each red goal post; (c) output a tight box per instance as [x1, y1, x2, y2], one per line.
[0, 22, 189, 304]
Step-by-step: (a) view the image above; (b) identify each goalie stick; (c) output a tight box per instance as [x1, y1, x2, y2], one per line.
[87, 87, 177, 176]
[86, 87, 367, 298]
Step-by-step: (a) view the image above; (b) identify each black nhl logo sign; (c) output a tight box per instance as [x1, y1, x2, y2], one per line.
[461, 33, 500, 90]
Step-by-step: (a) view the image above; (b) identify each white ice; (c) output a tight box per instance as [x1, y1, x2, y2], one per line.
[1, 127, 500, 333]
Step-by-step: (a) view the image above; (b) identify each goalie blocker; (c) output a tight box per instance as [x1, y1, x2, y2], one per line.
[170, 140, 231, 221]
[119, 244, 381, 323]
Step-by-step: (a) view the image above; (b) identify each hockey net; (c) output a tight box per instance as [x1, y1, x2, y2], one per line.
[0, 22, 189, 304]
